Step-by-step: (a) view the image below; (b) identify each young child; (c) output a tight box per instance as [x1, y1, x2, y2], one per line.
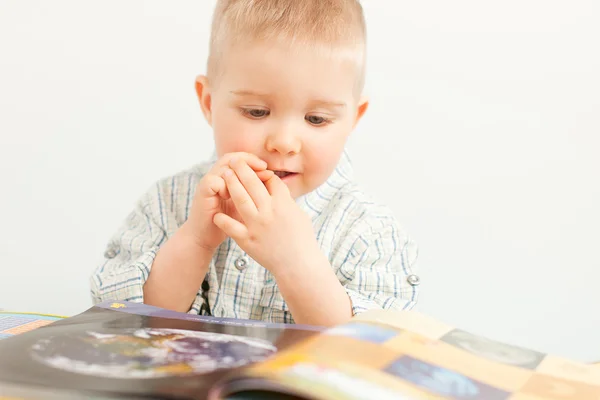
[90, 0, 421, 327]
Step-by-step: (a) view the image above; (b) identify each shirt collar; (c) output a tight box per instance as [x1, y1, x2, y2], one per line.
[295, 148, 353, 220]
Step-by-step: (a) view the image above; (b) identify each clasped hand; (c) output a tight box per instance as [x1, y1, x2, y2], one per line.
[213, 157, 320, 275]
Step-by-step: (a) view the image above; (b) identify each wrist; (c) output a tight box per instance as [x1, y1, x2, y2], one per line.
[271, 246, 329, 286]
[271, 249, 351, 326]
[179, 221, 218, 255]
[144, 223, 214, 312]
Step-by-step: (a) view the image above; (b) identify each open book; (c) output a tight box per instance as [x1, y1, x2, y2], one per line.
[0, 301, 598, 399]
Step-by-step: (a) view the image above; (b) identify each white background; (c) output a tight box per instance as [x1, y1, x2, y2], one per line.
[0, 1, 598, 362]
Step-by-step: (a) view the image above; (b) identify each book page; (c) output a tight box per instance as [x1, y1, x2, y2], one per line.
[211, 310, 600, 400]
[0, 312, 64, 340]
[0, 301, 324, 400]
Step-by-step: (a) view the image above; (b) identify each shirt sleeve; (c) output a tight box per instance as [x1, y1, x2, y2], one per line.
[337, 220, 421, 316]
[89, 184, 206, 315]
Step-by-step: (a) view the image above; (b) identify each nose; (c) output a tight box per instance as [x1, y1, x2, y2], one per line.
[265, 121, 301, 155]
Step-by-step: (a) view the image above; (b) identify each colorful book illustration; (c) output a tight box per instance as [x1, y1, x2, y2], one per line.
[0, 311, 64, 340]
[0, 301, 598, 399]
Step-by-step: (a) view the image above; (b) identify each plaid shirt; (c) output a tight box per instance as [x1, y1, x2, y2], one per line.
[90, 151, 421, 323]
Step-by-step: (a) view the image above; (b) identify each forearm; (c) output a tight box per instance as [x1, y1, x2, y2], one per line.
[143, 222, 213, 313]
[273, 250, 352, 327]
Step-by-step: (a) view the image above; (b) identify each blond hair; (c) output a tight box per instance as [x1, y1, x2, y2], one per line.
[206, 0, 367, 92]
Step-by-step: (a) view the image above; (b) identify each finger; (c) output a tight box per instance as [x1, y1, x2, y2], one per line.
[220, 182, 231, 200]
[256, 169, 275, 182]
[202, 174, 227, 197]
[230, 158, 271, 209]
[219, 152, 267, 171]
[214, 212, 248, 241]
[209, 153, 267, 190]
[223, 168, 258, 218]
[264, 173, 291, 197]
[204, 174, 232, 200]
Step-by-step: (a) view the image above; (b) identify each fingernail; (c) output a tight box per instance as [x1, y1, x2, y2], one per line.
[224, 169, 233, 177]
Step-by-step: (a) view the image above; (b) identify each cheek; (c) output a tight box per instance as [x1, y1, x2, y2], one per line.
[303, 124, 352, 182]
[304, 144, 344, 180]
[212, 109, 263, 155]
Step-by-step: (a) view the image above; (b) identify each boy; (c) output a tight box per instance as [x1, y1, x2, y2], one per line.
[90, 0, 421, 327]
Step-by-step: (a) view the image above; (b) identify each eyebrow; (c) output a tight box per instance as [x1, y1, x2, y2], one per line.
[230, 90, 346, 109]
[230, 90, 269, 97]
[312, 99, 347, 109]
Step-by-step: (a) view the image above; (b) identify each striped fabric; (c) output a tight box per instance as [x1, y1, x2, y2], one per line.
[90, 150, 421, 323]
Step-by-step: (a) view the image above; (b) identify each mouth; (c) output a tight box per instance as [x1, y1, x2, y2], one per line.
[272, 170, 297, 180]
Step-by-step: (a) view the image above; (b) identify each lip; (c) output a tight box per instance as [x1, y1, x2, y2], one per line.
[281, 172, 298, 180]
[271, 171, 299, 181]
[270, 169, 298, 175]
[269, 167, 296, 172]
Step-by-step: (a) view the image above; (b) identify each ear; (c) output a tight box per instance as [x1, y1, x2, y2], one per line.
[353, 95, 369, 128]
[195, 75, 213, 126]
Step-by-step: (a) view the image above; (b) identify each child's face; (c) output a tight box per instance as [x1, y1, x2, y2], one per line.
[196, 42, 368, 199]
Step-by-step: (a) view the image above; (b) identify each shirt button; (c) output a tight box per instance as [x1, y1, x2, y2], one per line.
[104, 245, 118, 259]
[407, 274, 421, 286]
[234, 256, 249, 271]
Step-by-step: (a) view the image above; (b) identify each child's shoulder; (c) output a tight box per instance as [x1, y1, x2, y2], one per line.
[313, 180, 417, 271]
[326, 180, 400, 228]
[310, 178, 410, 250]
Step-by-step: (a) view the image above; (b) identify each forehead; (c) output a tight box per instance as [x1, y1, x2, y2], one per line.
[216, 42, 360, 102]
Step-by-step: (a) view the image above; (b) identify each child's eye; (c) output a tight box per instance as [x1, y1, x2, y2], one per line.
[305, 115, 331, 126]
[241, 108, 270, 119]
